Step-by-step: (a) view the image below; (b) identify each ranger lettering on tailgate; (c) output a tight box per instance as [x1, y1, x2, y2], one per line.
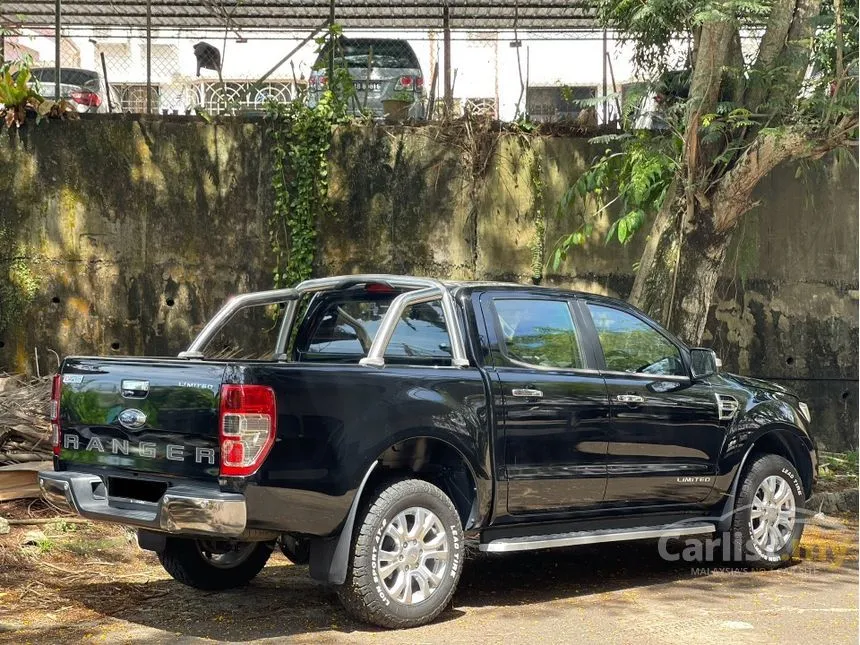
[62, 433, 216, 464]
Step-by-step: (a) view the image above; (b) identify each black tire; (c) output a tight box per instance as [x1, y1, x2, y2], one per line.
[337, 478, 465, 629]
[729, 453, 806, 569]
[158, 538, 272, 590]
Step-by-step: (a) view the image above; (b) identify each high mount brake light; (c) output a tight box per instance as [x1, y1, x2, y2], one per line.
[364, 282, 396, 294]
[219, 384, 277, 477]
[50, 374, 62, 456]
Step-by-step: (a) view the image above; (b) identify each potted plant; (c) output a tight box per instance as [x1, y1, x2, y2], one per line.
[382, 90, 413, 123]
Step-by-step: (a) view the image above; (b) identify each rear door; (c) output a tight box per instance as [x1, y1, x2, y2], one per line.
[581, 301, 726, 506]
[480, 292, 610, 514]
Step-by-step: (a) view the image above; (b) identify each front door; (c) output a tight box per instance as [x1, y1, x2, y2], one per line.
[481, 294, 610, 514]
[582, 302, 726, 506]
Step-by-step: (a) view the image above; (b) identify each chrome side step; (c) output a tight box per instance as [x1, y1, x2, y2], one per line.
[479, 522, 716, 553]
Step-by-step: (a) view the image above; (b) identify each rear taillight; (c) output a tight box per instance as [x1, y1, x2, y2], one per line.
[50, 374, 62, 456]
[398, 76, 422, 91]
[70, 90, 102, 108]
[219, 384, 276, 477]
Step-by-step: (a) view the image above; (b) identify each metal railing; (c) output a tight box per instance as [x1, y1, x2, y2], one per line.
[181, 274, 470, 368]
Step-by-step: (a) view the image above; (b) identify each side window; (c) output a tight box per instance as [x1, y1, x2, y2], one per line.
[385, 301, 452, 360]
[201, 302, 287, 360]
[493, 299, 583, 369]
[587, 304, 685, 376]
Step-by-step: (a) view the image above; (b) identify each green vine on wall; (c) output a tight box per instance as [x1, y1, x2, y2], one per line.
[265, 25, 353, 288]
[528, 150, 546, 283]
[0, 228, 38, 336]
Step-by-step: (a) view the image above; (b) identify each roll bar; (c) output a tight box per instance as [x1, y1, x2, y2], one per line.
[180, 274, 470, 368]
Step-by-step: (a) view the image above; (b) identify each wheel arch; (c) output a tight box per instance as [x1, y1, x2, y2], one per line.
[715, 423, 815, 532]
[362, 435, 482, 530]
[745, 424, 815, 499]
[309, 432, 485, 585]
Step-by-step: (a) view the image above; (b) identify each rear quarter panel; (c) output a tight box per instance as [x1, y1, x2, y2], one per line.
[233, 363, 492, 536]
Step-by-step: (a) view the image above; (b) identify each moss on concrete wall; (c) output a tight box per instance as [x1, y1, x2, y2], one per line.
[0, 117, 856, 449]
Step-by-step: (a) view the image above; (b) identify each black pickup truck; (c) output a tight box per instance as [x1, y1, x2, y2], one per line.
[40, 274, 816, 628]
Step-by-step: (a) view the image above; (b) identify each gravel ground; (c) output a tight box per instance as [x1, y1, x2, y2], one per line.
[0, 502, 856, 645]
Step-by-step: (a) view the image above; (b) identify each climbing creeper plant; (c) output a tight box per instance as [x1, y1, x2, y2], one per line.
[266, 25, 353, 288]
[528, 149, 546, 283]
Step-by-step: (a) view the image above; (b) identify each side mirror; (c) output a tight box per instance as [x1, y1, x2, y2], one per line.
[690, 347, 719, 378]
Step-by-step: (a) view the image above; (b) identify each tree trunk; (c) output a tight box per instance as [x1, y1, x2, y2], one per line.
[629, 186, 731, 345]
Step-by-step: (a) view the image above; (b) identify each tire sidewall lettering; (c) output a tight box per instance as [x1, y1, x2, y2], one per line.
[449, 523, 461, 579]
[781, 467, 804, 497]
[372, 518, 390, 606]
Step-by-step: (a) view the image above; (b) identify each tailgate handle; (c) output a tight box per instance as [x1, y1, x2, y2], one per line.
[512, 388, 543, 398]
[121, 379, 150, 399]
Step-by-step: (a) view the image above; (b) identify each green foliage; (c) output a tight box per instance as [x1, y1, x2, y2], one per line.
[554, 0, 857, 295]
[819, 450, 859, 482]
[0, 230, 39, 335]
[600, 0, 769, 75]
[528, 152, 546, 282]
[266, 25, 353, 288]
[551, 132, 679, 269]
[803, 0, 859, 127]
[0, 58, 78, 127]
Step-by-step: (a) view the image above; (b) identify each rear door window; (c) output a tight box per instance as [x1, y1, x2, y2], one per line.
[493, 299, 584, 369]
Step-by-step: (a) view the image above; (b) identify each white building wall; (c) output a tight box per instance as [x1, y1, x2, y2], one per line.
[11, 27, 654, 121]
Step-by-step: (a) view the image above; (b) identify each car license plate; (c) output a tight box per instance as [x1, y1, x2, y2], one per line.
[354, 81, 383, 91]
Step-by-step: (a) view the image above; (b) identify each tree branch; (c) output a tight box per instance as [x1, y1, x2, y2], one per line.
[713, 123, 856, 231]
[684, 19, 734, 170]
[746, 0, 796, 110]
[768, 0, 824, 108]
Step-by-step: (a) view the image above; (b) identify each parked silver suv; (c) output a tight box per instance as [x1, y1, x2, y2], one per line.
[29, 67, 122, 114]
[309, 38, 424, 119]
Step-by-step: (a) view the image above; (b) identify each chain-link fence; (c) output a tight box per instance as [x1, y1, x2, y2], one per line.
[1, 2, 657, 124]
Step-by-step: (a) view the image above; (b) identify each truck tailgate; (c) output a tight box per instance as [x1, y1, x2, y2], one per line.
[58, 357, 226, 482]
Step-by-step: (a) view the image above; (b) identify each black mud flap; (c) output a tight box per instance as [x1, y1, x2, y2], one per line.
[308, 461, 378, 585]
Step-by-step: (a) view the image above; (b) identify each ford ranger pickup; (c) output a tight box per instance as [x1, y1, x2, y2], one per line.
[39, 274, 817, 628]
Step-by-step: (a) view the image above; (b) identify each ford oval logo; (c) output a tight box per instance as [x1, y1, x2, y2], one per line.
[118, 408, 147, 430]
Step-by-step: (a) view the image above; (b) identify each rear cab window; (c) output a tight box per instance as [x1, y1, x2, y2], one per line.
[295, 289, 452, 365]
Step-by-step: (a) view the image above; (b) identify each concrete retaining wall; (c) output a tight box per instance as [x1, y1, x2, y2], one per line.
[0, 117, 856, 449]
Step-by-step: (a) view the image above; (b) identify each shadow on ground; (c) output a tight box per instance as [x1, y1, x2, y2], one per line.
[49, 536, 857, 643]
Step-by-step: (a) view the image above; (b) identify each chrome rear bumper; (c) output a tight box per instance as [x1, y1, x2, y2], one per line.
[38, 471, 246, 537]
